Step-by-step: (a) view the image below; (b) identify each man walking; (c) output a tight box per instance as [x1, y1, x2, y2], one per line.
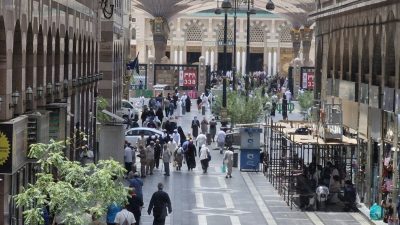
[138, 145, 147, 178]
[223, 147, 234, 178]
[124, 143, 134, 175]
[146, 141, 155, 175]
[147, 183, 172, 225]
[114, 204, 136, 225]
[196, 132, 207, 156]
[154, 139, 162, 169]
[217, 129, 226, 154]
[162, 145, 171, 176]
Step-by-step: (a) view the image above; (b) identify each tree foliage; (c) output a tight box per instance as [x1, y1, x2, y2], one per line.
[297, 91, 314, 111]
[97, 96, 111, 123]
[214, 90, 269, 124]
[15, 139, 127, 225]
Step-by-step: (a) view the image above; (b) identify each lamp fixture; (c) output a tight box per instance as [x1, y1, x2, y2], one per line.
[55, 82, 61, 93]
[215, 0, 222, 14]
[0, 96, 3, 110]
[100, 0, 114, 19]
[37, 86, 43, 98]
[26, 87, 33, 101]
[266, 0, 275, 11]
[221, 0, 232, 11]
[46, 83, 53, 95]
[249, 7, 257, 15]
[63, 79, 69, 90]
[10, 91, 20, 108]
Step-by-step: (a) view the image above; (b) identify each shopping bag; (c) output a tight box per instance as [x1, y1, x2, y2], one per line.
[370, 203, 383, 220]
[221, 164, 226, 173]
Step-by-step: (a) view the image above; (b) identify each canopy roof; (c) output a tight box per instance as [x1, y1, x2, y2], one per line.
[132, 0, 315, 27]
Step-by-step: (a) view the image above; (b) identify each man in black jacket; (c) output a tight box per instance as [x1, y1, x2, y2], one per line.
[147, 183, 172, 225]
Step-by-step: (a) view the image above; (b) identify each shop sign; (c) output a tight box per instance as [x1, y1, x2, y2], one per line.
[183, 69, 197, 87]
[0, 124, 13, 174]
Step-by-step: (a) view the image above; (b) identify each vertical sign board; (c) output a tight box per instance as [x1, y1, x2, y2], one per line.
[0, 124, 13, 174]
[183, 68, 197, 87]
[239, 128, 262, 171]
[300, 67, 315, 90]
[49, 109, 60, 141]
[179, 69, 184, 87]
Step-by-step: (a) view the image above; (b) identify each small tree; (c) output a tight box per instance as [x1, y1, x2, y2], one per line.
[15, 139, 127, 225]
[298, 91, 314, 112]
[97, 96, 111, 123]
[214, 90, 269, 125]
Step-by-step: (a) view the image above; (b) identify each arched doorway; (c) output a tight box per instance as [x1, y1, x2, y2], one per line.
[12, 20, 23, 114]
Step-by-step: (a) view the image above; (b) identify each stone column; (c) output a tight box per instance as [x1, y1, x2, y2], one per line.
[147, 56, 155, 90]
[198, 56, 206, 94]
[150, 17, 169, 63]
[242, 49, 246, 74]
[210, 49, 214, 71]
[237, 50, 241, 73]
[301, 28, 314, 66]
[291, 28, 301, 58]
[273, 48, 277, 76]
[268, 49, 272, 75]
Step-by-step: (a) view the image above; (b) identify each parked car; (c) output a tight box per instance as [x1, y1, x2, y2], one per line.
[125, 127, 164, 147]
[118, 99, 139, 121]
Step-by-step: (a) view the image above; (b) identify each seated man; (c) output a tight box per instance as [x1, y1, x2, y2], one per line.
[339, 180, 357, 212]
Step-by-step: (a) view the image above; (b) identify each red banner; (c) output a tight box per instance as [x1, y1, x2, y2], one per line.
[183, 69, 197, 87]
[307, 73, 314, 89]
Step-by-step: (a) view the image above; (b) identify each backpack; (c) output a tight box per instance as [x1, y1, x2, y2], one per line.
[121, 212, 129, 225]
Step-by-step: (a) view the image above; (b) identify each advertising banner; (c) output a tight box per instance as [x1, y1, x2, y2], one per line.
[239, 149, 260, 171]
[183, 69, 197, 87]
[300, 67, 315, 90]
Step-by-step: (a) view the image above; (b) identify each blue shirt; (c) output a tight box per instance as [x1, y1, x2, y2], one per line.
[128, 177, 143, 198]
[107, 203, 122, 223]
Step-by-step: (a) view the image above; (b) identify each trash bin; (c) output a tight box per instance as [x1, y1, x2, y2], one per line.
[233, 152, 238, 168]
[202, 105, 206, 115]
[206, 133, 212, 145]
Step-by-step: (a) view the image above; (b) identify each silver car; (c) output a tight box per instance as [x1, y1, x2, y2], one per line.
[125, 127, 164, 147]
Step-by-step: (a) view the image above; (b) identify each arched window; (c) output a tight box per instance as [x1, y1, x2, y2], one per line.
[250, 26, 265, 42]
[217, 28, 233, 43]
[186, 24, 203, 41]
[279, 25, 291, 42]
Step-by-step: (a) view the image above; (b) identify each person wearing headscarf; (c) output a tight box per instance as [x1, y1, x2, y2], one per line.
[199, 144, 210, 174]
[200, 117, 209, 134]
[186, 139, 197, 171]
[172, 130, 180, 146]
[185, 94, 191, 112]
[191, 116, 200, 138]
[177, 126, 186, 146]
[209, 118, 217, 142]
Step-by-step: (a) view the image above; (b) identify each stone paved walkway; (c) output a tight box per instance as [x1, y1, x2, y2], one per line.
[130, 100, 371, 225]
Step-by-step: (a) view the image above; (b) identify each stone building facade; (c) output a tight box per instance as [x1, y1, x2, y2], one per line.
[131, 10, 315, 77]
[0, 0, 103, 224]
[311, 0, 400, 207]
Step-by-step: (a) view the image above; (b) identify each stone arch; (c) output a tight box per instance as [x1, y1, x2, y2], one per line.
[385, 12, 395, 88]
[78, 35, 82, 76]
[46, 28, 53, 85]
[95, 41, 98, 73]
[327, 37, 334, 78]
[334, 33, 341, 79]
[361, 29, 369, 84]
[350, 30, 359, 82]
[55, 29, 60, 83]
[37, 25, 44, 90]
[12, 19, 24, 113]
[343, 31, 350, 80]
[26, 23, 34, 89]
[72, 34, 77, 79]
[83, 36, 87, 76]
[64, 31, 69, 79]
[372, 22, 382, 86]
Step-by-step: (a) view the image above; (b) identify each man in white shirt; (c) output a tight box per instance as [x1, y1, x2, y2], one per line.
[172, 129, 180, 146]
[115, 205, 136, 225]
[196, 132, 207, 156]
[124, 143, 134, 175]
[217, 129, 226, 154]
[223, 148, 234, 178]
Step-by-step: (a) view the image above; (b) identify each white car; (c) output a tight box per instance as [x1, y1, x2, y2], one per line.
[118, 99, 139, 120]
[125, 127, 164, 147]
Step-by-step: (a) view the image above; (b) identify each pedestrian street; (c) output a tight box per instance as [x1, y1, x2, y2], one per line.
[134, 102, 371, 225]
